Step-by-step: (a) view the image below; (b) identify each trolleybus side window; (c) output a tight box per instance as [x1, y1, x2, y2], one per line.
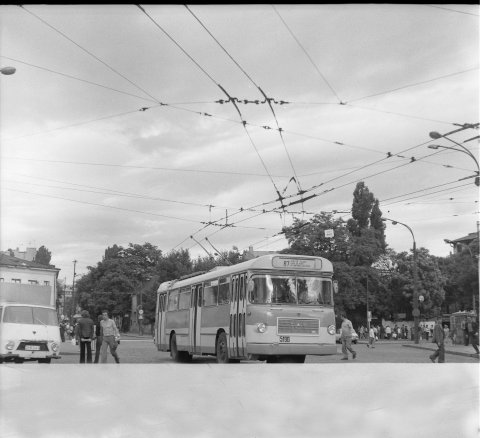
[178, 288, 191, 310]
[167, 290, 180, 311]
[218, 277, 229, 304]
[203, 281, 219, 307]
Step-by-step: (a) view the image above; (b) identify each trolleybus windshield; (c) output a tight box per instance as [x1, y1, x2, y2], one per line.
[248, 275, 332, 306]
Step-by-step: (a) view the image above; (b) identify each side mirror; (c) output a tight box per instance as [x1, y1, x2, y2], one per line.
[333, 280, 339, 294]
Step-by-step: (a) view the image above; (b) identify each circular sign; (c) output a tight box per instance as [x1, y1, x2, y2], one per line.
[139, 309, 144, 315]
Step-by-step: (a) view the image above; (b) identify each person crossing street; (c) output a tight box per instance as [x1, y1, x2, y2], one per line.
[340, 314, 357, 361]
[100, 310, 121, 364]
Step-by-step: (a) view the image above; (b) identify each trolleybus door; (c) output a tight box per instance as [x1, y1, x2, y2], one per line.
[229, 273, 247, 358]
[238, 273, 247, 357]
[156, 293, 167, 350]
[191, 284, 202, 355]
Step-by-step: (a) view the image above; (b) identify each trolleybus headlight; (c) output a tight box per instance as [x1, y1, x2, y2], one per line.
[6, 341, 15, 350]
[327, 325, 336, 335]
[51, 342, 59, 352]
[257, 323, 267, 333]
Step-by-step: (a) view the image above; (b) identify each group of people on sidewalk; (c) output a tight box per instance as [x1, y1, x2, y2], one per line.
[75, 310, 121, 364]
[341, 313, 478, 363]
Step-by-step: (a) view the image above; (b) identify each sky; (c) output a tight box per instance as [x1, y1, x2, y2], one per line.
[1, 4, 479, 284]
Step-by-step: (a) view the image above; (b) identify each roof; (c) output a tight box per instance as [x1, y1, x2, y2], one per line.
[0, 253, 60, 273]
[450, 232, 478, 244]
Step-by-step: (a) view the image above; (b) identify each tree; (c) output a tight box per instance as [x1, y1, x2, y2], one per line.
[282, 212, 350, 262]
[388, 248, 446, 319]
[347, 182, 386, 266]
[438, 246, 478, 313]
[35, 245, 52, 265]
[75, 243, 164, 321]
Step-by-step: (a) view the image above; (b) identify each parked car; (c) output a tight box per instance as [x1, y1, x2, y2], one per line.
[335, 329, 359, 344]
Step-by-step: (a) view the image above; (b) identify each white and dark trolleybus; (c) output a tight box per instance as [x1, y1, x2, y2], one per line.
[154, 254, 337, 363]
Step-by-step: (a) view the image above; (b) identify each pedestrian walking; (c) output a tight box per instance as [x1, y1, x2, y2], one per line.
[94, 314, 103, 364]
[59, 320, 66, 342]
[75, 310, 95, 364]
[429, 317, 445, 363]
[100, 310, 121, 364]
[466, 317, 479, 354]
[443, 324, 450, 345]
[367, 325, 376, 348]
[385, 325, 391, 340]
[359, 325, 365, 340]
[340, 314, 357, 360]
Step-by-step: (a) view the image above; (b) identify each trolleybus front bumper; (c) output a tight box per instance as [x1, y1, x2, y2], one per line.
[247, 342, 337, 356]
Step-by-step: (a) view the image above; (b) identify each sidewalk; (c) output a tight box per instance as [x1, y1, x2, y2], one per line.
[358, 338, 480, 359]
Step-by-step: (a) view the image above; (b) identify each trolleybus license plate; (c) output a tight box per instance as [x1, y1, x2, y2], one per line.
[279, 336, 290, 343]
[26, 345, 40, 351]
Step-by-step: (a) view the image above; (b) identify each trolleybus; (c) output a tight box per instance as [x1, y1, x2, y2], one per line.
[154, 254, 337, 363]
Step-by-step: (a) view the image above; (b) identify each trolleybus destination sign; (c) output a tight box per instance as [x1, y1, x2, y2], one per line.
[272, 257, 318, 269]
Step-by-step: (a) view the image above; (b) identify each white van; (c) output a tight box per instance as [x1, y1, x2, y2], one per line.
[0, 303, 61, 363]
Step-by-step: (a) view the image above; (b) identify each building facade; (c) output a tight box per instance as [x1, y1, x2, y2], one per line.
[0, 253, 60, 306]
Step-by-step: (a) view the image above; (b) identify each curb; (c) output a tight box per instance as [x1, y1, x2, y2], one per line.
[402, 343, 480, 359]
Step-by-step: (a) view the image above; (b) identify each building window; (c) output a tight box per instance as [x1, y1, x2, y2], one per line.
[29, 280, 39, 285]
[44, 281, 50, 286]
[0, 278, 4, 282]
[12, 279, 21, 283]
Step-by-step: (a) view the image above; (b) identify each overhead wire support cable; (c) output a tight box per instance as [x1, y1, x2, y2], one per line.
[347, 66, 479, 103]
[0, 56, 160, 105]
[272, 5, 343, 104]
[19, 5, 162, 104]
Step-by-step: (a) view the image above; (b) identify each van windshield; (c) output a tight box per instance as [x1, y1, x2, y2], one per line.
[248, 275, 333, 306]
[3, 306, 59, 326]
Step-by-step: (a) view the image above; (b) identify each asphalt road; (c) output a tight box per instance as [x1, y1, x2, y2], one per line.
[50, 338, 479, 364]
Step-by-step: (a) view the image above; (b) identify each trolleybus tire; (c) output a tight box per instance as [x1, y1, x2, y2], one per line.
[215, 332, 230, 364]
[170, 333, 181, 362]
[38, 358, 52, 364]
[170, 333, 192, 362]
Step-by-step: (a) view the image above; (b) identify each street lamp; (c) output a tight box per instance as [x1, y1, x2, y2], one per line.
[0, 66, 16, 75]
[429, 129, 480, 186]
[383, 217, 420, 344]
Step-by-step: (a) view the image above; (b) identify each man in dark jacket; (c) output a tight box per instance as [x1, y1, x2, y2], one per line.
[466, 317, 479, 354]
[429, 316, 445, 363]
[75, 310, 95, 364]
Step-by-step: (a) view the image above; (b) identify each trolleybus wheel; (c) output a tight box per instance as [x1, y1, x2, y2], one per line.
[170, 333, 181, 362]
[170, 333, 191, 362]
[38, 358, 51, 364]
[216, 332, 230, 364]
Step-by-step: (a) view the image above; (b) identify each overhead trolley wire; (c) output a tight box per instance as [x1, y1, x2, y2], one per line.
[137, 4, 286, 208]
[184, 5, 303, 195]
[421, 4, 480, 17]
[3, 156, 291, 179]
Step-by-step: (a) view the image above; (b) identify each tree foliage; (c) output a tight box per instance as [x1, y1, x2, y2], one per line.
[35, 245, 52, 265]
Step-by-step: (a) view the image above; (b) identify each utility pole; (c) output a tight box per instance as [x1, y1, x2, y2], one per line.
[72, 260, 77, 316]
[63, 276, 67, 315]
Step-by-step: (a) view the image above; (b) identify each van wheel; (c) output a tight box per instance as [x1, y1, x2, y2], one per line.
[14, 358, 24, 364]
[38, 358, 51, 364]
